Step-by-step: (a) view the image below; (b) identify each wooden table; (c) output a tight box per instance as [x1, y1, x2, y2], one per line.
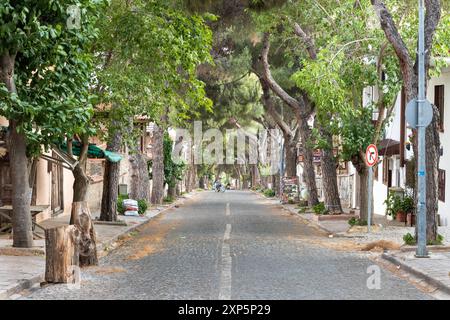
[0, 205, 50, 239]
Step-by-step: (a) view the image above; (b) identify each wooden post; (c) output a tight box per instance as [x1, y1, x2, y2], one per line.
[45, 225, 79, 283]
[71, 201, 98, 267]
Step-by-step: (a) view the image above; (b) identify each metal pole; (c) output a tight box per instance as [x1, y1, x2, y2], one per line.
[416, 0, 428, 257]
[367, 167, 373, 233]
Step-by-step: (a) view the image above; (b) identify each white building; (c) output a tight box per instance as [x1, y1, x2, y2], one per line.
[349, 66, 449, 226]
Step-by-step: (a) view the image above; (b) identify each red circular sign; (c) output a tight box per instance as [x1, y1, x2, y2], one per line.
[365, 144, 378, 167]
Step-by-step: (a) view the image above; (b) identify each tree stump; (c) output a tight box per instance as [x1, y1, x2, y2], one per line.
[45, 225, 80, 283]
[70, 201, 98, 267]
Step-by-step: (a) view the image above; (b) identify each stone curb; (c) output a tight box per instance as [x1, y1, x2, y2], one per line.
[381, 252, 450, 296]
[0, 191, 199, 300]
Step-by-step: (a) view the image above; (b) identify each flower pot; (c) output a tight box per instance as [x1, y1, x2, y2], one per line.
[406, 213, 416, 226]
[396, 211, 407, 222]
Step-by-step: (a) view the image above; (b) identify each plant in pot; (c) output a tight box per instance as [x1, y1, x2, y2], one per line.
[384, 193, 405, 222]
[402, 195, 415, 226]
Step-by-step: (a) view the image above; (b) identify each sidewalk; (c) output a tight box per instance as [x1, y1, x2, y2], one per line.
[255, 191, 450, 297]
[0, 191, 199, 300]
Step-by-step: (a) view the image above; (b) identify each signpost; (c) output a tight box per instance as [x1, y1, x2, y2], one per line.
[407, 0, 430, 258]
[365, 144, 378, 233]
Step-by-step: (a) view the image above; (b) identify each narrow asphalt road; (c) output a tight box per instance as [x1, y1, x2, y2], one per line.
[27, 190, 431, 300]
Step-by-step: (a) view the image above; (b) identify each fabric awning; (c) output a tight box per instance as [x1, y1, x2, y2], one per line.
[378, 139, 400, 157]
[60, 141, 123, 163]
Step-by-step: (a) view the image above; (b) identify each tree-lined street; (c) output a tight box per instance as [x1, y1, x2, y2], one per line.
[25, 191, 430, 300]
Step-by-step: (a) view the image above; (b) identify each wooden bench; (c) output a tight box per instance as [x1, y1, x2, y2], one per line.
[0, 205, 50, 239]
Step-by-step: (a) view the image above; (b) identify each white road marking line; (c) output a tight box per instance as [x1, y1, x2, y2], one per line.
[223, 223, 232, 241]
[226, 203, 230, 216]
[219, 223, 232, 300]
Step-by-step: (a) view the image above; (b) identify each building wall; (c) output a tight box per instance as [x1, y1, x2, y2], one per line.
[429, 67, 450, 225]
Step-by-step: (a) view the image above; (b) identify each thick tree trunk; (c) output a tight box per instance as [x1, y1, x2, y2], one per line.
[299, 118, 319, 207]
[9, 121, 33, 248]
[100, 129, 122, 222]
[71, 137, 90, 204]
[250, 164, 261, 188]
[1, 53, 33, 248]
[151, 124, 165, 204]
[168, 175, 177, 198]
[320, 129, 342, 213]
[272, 174, 280, 196]
[45, 225, 80, 283]
[71, 201, 98, 267]
[357, 165, 373, 223]
[129, 147, 150, 203]
[284, 137, 297, 178]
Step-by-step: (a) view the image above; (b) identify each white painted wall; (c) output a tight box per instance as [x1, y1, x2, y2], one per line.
[428, 67, 450, 226]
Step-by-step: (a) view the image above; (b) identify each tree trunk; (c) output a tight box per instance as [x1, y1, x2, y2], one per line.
[100, 129, 122, 222]
[299, 118, 319, 207]
[45, 225, 80, 283]
[151, 124, 165, 204]
[199, 175, 205, 189]
[272, 174, 280, 196]
[9, 121, 33, 248]
[284, 137, 297, 178]
[1, 53, 33, 248]
[168, 175, 177, 198]
[71, 201, 98, 267]
[129, 147, 150, 203]
[71, 137, 90, 204]
[320, 129, 342, 213]
[372, 0, 441, 244]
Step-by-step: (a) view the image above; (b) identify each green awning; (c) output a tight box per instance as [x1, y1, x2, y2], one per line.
[60, 142, 122, 163]
[104, 150, 122, 163]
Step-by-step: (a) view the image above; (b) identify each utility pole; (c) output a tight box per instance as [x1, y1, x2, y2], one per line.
[415, 0, 428, 258]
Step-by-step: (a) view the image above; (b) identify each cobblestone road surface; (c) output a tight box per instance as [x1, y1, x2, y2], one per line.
[26, 191, 431, 300]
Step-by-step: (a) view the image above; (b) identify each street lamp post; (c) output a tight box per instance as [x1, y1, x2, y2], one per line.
[415, 0, 428, 258]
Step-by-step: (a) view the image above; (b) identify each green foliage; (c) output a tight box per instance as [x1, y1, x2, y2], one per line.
[117, 194, 128, 215]
[348, 217, 367, 227]
[163, 133, 185, 188]
[163, 195, 174, 203]
[0, 0, 106, 155]
[384, 193, 415, 218]
[312, 202, 328, 215]
[93, 0, 214, 146]
[263, 188, 275, 197]
[403, 233, 416, 245]
[137, 199, 148, 215]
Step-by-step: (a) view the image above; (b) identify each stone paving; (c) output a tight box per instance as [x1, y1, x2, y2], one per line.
[0, 192, 198, 300]
[0, 256, 45, 299]
[382, 251, 450, 296]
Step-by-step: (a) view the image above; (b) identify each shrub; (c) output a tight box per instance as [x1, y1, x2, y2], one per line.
[403, 233, 416, 245]
[163, 195, 174, 203]
[117, 194, 128, 215]
[348, 217, 367, 226]
[138, 199, 148, 215]
[312, 202, 328, 215]
[263, 188, 275, 197]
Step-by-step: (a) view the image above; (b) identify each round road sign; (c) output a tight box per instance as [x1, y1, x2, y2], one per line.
[365, 144, 378, 167]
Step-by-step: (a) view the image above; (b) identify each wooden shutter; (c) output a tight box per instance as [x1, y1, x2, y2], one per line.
[438, 169, 445, 202]
[435, 85, 444, 132]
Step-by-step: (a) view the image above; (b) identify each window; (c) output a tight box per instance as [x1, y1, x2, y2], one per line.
[435, 85, 444, 132]
[438, 169, 445, 202]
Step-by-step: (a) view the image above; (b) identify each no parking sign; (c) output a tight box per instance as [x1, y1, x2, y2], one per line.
[365, 144, 378, 167]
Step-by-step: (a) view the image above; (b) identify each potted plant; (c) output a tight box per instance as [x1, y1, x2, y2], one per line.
[402, 195, 415, 226]
[384, 193, 406, 222]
